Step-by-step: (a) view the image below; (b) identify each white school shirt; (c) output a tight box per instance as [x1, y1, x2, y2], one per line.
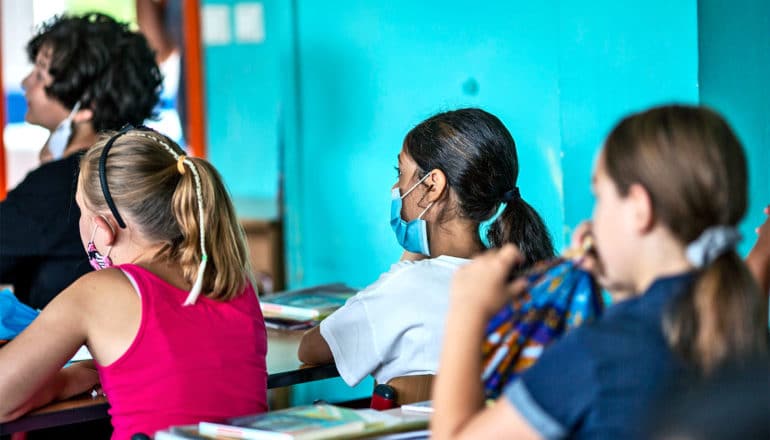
[320, 255, 470, 386]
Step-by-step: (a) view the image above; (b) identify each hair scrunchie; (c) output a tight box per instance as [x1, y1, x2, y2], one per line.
[685, 226, 741, 268]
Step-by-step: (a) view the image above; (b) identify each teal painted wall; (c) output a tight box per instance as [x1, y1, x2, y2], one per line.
[203, 0, 289, 200]
[558, 0, 700, 234]
[200, 0, 767, 405]
[698, 0, 770, 255]
[285, 1, 564, 289]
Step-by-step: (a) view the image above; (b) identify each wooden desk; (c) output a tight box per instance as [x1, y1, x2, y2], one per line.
[0, 329, 337, 435]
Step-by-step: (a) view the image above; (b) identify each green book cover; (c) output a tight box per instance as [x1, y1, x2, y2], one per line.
[199, 405, 366, 440]
[260, 284, 356, 321]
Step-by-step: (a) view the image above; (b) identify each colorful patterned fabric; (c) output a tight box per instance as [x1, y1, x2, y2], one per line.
[481, 257, 604, 399]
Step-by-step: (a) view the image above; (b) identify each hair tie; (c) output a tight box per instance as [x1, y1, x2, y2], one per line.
[177, 155, 187, 174]
[502, 187, 521, 203]
[685, 226, 741, 268]
[478, 202, 508, 249]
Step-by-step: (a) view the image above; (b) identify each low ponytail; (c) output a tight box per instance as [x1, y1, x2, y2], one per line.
[500, 197, 555, 269]
[664, 251, 768, 374]
[481, 191, 555, 269]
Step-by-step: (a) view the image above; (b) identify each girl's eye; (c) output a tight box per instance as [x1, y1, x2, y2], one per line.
[393, 166, 402, 178]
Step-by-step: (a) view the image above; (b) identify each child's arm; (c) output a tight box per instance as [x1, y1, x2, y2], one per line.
[747, 206, 770, 295]
[0, 279, 97, 421]
[432, 245, 541, 440]
[297, 326, 334, 365]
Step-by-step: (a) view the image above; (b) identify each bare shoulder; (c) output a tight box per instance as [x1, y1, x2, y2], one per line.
[56, 268, 140, 331]
[62, 268, 142, 365]
[60, 268, 136, 308]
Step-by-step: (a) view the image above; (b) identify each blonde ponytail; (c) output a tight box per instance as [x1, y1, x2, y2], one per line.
[80, 128, 254, 302]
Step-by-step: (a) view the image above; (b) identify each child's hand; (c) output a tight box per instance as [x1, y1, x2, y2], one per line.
[571, 221, 632, 298]
[570, 221, 603, 275]
[747, 205, 770, 293]
[450, 244, 528, 319]
[748, 206, 770, 265]
[58, 361, 100, 401]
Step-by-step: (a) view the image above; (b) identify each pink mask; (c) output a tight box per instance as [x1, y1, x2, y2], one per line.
[86, 224, 113, 270]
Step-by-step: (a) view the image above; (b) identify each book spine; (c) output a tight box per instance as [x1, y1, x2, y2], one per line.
[198, 422, 291, 440]
[260, 304, 321, 321]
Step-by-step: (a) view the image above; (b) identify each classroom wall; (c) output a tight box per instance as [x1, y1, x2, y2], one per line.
[278, 0, 699, 405]
[282, 0, 699, 289]
[199, 0, 764, 404]
[201, 0, 287, 200]
[698, 0, 770, 255]
[558, 0, 700, 231]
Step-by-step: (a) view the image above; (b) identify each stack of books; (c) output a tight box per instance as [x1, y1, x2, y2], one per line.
[155, 404, 429, 439]
[260, 284, 357, 330]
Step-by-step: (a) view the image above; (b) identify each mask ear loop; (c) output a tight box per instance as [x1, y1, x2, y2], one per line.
[401, 172, 432, 199]
[131, 130, 208, 305]
[89, 218, 115, 261]
[403, 172, 436, 219]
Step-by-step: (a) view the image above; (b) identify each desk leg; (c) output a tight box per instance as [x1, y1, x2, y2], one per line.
[268, 386, 291, 410]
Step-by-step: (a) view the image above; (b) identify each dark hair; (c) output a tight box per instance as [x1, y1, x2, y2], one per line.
[603, 105, 768, 373]
[404, 108, 554, 268]
[26, 13, 162, 132]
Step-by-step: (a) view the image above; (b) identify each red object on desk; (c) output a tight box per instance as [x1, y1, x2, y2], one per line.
[370, 384, 397, 410]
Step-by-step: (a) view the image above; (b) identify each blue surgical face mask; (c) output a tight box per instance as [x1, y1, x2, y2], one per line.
[390, 173, 434, 255]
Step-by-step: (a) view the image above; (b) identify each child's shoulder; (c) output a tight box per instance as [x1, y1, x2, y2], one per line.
[65, 267, 137, 303]
[355, 256, 468, 300]
[389, 255, 468, 275]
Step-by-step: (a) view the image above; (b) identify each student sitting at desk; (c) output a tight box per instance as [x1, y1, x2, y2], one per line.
[298, 108, 555, 387]
[0, 128, 268, 439]
[0, 13, 162, 309]
[432, 105, 769, 440]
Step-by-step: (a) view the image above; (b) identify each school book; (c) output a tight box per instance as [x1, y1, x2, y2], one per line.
[263, 317, 316, 331]
[260, 284, 356, 322]
[198, 404, 367, 440]
[197, 405, 429, 440]
[399, 400, 434, 415]
[154, 424, 212, 439]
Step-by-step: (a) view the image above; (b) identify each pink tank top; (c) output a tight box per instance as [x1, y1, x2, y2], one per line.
[96, 264, 268, 439]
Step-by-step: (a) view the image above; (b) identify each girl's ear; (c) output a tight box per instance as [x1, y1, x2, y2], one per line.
[627, 183, 655, 233]
[424, 169, 448, 203]
[94, 214, 117, 246]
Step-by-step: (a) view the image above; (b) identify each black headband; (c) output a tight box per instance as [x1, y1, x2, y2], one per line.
[98, 125, 135, 229]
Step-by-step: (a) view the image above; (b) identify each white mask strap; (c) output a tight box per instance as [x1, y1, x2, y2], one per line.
[90, 221, 113, 257]
[401, 172, 432, 199]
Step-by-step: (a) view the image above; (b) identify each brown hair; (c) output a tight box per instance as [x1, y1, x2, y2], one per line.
[79, 130, 253, 301]
[603, 105, 768, 373]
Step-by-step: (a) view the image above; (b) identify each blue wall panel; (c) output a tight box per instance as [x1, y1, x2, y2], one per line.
[698, 0, 770, 256]
[286, 1, 563, 289]
[558, 0, 700, 240]
[203, 0, 289, 200]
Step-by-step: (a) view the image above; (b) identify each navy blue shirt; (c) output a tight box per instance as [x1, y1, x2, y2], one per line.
[0, 154, 92, 309]
[505, 272, 695, 440]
